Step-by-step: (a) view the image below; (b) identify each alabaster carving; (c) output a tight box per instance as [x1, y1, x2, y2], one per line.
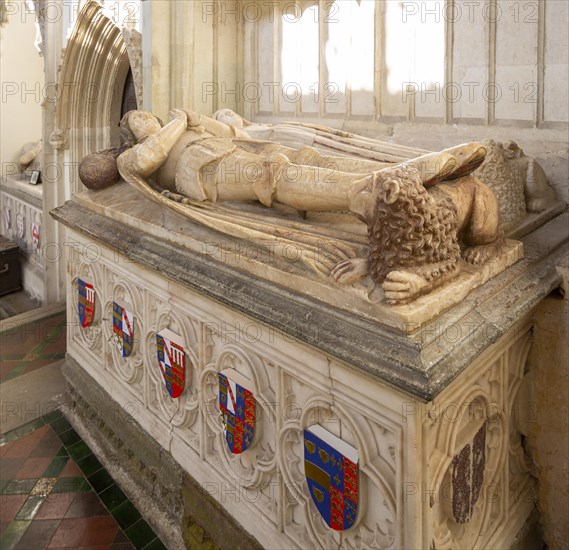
[79, 109, 508, 304]
[216, 109, 559, 230]
[18, 139, 43, 172]
[474, 139, 558, 229]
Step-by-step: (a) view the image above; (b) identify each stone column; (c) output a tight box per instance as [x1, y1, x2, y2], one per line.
[141, 0, 170, 120]
[42, 0, 66, 304]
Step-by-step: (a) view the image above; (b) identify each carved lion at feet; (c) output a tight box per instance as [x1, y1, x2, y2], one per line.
[334, 164, 502, 304]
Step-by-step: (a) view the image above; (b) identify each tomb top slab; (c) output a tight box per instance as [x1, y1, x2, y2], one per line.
[52, 196, 568, 400]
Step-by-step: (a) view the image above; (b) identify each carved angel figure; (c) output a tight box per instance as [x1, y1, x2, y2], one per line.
[79, 109, 503, 303]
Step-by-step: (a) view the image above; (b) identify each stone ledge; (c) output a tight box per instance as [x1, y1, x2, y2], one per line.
[52, 200, 569, 400]
[1, 176, 43, 209]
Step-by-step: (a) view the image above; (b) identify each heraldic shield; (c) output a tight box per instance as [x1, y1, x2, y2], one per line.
[304, 424, 359, 531]
[450, 422, 487, 524]
[218, 369, 255, 454]
[77, 279, 95, 328]
[112, 302, 134, 357]
[156, 328, 185, 398]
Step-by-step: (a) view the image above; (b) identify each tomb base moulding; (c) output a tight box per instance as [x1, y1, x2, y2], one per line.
[52, 195, 568, 549]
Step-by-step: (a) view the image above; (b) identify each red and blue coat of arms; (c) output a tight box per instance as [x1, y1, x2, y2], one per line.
[218, 369, 255, 454]
[156, 328, 185, 398]
[304, 424, 359, 531]
[77, 278, 96, 328]
[112, 302, 134, 357]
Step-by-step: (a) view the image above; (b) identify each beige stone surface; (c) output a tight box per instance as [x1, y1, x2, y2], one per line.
[73, 183, 523, 333]
[61, 227, 540, 549]
[523, 259, 569, 550]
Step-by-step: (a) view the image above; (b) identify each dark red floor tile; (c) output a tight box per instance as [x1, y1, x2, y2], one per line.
[1, 457, 24, 479]
[48, 517, 90, 548]
[59, 460, 82, 478]
[15, 456, 53, 480]
[0, 494, 27, 523]
[41, 334, 67, 356]
[80, 516, 119, 546]
[0, 360, 23, 380]
[15, 518, 60, 549]
[0, 442, 15, 457]
[65, 493, 109, 519]
[35, 493, 76, 520]
[0, 331, 43, 354]
[29, 431, 63, 459]
[3, 426, 50, 458]
[0, 521, 10, 536]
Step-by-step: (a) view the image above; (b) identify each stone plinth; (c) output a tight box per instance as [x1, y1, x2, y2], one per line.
[51, 197, 568, 549]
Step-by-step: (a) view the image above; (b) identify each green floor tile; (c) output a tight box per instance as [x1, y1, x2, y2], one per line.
[143, 538, 168, 550]
[14, 494, 45, 520]
[99, 483, 128, 511]
[0, 479, 38, 495]
[0, 519, 31, 549]
[66, 440, 92, 462]
[87, 468, 115, 493]
[55, 445, 69, 457]
[58, 428, 81, 447]
[77, 453, 103, 476]
[125, 518, 158, 550]
[43, 408, 64, 424]
[43, 455, 70, 477]
[51, 476, 90, 493]
[50, 416, 72, 435]
[112, 499, 142, 530]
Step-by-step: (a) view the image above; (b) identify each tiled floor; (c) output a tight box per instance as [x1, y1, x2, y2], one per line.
[0, 311, 67, 383]
[0, 411, 167, 549]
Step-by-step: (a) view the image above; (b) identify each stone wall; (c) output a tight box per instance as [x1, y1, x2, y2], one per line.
[524, 265, 569, 550]
[0, 2, 43, 176]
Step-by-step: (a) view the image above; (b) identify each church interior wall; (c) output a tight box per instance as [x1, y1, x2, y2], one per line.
[0, 1, 44, 175]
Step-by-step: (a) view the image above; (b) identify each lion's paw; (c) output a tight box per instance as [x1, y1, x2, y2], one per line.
[463, 243, 501, 265]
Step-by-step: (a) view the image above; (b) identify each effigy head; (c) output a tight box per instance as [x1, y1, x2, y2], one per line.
[119, 110, 163, 146]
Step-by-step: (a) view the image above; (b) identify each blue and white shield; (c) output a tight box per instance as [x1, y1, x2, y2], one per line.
[112, 302, 134, 357]
[304, 424, 359, 531]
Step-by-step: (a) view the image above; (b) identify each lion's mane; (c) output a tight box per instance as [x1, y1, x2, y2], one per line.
[368, 165, 461, 284]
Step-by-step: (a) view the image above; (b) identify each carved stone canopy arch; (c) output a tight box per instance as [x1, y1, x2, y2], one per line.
[52, 0, 140, 191]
